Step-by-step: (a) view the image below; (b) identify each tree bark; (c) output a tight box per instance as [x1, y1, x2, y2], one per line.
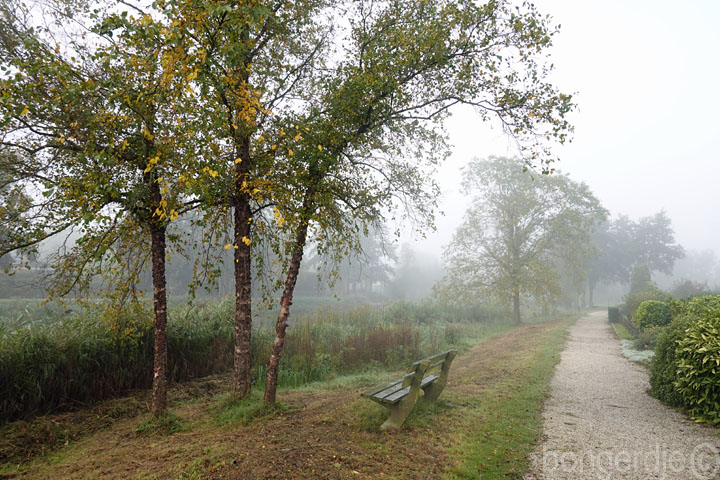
[265, 187, 315, 404]
[232, 135, 253, 398]
[264, 201, 311, 404]
[512, 286, 521, 325]
[149, 218, 168, 417]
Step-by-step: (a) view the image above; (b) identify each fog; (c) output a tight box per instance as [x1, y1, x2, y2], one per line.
[408, 0, 720, 278]
[2, 0, 718, 305]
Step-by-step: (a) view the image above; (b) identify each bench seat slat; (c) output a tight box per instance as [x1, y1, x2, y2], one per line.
[381, 385, 411, 404]
[421, 374, 438, 388]
[362, 381, 400, 398]
[361, 371, 416, 397]
[374, 374, 439, 405]
[373, 383, 406, 400]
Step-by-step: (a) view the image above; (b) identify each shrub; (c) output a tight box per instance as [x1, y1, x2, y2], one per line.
[608, 306, 620, 323]
[633, 300, 671, 331]
[623, 287, 670, 320]
[649, 316, 691, 408]
[673, 295, 720, 425]
[665, 298, 688, 320]
[633, 326, 662, 350]
[671, 278, 709, 300]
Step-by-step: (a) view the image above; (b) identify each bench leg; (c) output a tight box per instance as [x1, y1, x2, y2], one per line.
[420, 351, 456, 403]
[420, 380, 445, 403]
[380, 394, 420, 430]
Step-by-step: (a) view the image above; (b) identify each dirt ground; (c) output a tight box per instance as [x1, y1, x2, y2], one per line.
[2, 321, 563, 480]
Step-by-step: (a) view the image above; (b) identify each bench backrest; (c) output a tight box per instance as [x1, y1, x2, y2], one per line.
[411, 349, 456, 378]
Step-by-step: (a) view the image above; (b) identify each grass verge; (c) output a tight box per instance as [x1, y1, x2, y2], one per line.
[612, 323, 634, 340]
[441, 317, 574, 479]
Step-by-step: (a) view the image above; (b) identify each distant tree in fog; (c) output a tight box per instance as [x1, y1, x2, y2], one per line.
[587, 212, 684, 303]
[438, 156, 606, 324]
[387, 244, 443, 301]
[629, 264, 652, 292]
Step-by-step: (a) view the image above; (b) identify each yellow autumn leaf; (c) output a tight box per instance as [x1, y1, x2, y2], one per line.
[20, 106, 29, 116]
[224, 243, 232, 250]
[141, 127, 154, 141]
[241, 236, 251, 246]
[318, 144, 323, 151]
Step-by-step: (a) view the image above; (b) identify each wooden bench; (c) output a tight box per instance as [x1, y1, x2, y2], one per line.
[361, 349, 457, 429]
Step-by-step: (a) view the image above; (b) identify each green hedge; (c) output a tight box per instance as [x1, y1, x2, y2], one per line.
[623, 288, 670, 320]
[634, 300, 671, 331]
[648, 295, 720, 424]
[673, 295, 720, 424]
[649, 316, 692, 408]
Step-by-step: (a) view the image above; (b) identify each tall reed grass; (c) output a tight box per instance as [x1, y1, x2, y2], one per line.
[0, 297, 506, 423]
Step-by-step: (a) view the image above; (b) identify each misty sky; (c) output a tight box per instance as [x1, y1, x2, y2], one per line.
[413, 0, 720, 258]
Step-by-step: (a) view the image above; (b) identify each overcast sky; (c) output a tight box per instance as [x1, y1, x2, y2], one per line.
[411, 0, 720, 258]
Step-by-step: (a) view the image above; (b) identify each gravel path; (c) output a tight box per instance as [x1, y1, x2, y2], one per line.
[525, 310, 720, 480]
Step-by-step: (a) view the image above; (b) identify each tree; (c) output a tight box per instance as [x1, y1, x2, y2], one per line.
[438, 156, 606, 324]
[586, 212, 684, 302]
[0, 1, 205, 416]
[0, 150, 32, 269]
[155, 0, 330, 398]
[629, 264, 652, 293]
[585, 218, 635, 305]
[633, 211, 685, 273]
[261, 0, 577, 403]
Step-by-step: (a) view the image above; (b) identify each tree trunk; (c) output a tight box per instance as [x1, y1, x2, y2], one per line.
[232, 131, 253, 398]
[264, 221, 309, 404]
[512, 287, 521, 325]
[265, 190, 315, 404]
[149, 220, 168, 417]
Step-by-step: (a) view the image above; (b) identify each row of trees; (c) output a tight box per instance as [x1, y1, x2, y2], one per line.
[435, 157, 686, 323]
[0, 0, 574, 415]
[586, 212, 684, 304]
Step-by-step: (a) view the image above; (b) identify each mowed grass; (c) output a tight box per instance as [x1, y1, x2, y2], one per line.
[612, 322, 635, 340]
[0, 314, 576, 479]
[441, 319, 572, 479]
